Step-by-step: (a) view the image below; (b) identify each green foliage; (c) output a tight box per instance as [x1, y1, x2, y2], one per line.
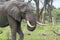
[45, 8, 60, 21]
[52, 8, 60, 21]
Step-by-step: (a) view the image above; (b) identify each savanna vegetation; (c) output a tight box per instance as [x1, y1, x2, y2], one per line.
[0, 21, 60, 40]
[0, 0, 60, 40]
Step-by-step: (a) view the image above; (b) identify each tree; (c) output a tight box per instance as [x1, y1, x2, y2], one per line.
[40, 0, 53, 22]
[41, 0, 46, 23]
[34, 0, 40, 21]
[47, 0, 53, 22]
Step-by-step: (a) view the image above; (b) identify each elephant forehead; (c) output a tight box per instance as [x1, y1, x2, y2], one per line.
[27, 3, 33, 10]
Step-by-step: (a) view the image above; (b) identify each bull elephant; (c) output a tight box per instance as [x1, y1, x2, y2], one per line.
[0, 0, 36, 40]
[0, 0, 46, 40]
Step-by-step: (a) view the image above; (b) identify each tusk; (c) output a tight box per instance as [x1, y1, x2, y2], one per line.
[37, 21, 46, 26]
[27, 21, 34, 27]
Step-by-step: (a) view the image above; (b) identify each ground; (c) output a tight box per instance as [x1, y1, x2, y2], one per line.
[0, 21, 60, 40]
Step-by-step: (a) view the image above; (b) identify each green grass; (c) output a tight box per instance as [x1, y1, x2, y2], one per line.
[0, 21, 60, 40]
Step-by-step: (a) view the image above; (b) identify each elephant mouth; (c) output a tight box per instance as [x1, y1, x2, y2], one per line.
[27, 20, 36, 31]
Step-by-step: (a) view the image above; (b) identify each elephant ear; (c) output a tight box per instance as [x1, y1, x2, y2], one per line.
[8, 6, 21, 22]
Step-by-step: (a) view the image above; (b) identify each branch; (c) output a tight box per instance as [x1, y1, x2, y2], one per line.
[51, 30, 60, 36]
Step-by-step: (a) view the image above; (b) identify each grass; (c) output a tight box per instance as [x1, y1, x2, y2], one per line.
[0, 21, 60, 40]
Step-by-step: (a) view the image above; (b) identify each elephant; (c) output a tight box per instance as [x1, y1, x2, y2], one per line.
[0, 0, 36, 40]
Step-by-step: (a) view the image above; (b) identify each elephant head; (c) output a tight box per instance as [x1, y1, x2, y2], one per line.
[17, 2, 46, 31]
[21, 3, 36, 31]
[25, 10, 36, 31]
[19, 2, 46, 31]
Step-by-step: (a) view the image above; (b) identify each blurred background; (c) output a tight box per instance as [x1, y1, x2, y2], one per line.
[0, 0, 60, 40]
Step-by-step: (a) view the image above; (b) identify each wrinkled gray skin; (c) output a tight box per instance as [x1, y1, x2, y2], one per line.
[0, 0, 24, 2]
[0, 1, 36, 40]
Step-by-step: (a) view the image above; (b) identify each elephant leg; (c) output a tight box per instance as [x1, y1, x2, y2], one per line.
[11, 25, 17, 40]
[17, 21, 24, 40]
[7, 15, 17, 40]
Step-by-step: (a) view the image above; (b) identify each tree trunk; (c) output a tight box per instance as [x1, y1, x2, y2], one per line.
[48, 0, 53, 22]
[42, 7, 46, 23]
[34, 0, 39, 21]
[39, 7, 44, 22]
[41, 0, 46, 23]
[48, 6, 52, 22]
